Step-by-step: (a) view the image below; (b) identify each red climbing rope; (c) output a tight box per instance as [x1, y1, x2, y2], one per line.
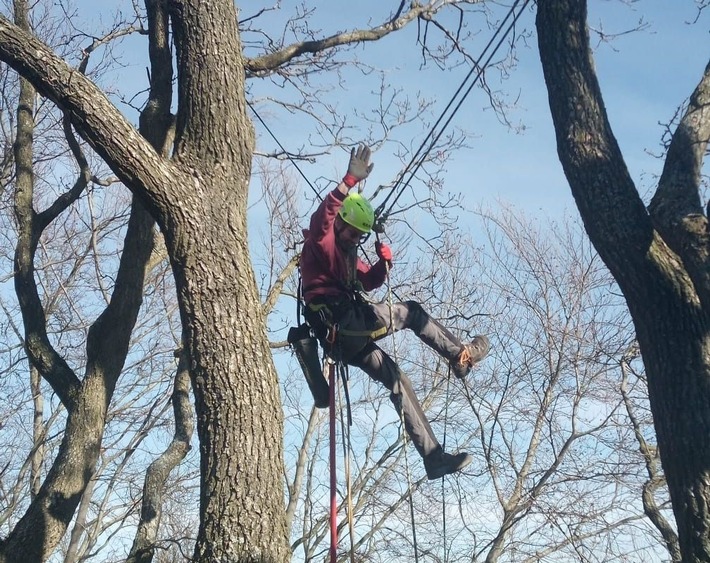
[328, 359, 337, 562]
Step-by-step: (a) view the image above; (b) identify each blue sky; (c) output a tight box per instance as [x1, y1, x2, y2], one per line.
[63, 1, 709, 220]
[228, 0, 710, 335]
[586, 1, 708, 195]
[237, 0, 709, 227]
[420, 0, 705, 213]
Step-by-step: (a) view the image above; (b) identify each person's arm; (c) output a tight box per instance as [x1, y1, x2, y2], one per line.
[357, 242, 393, 291]
[309, 144, 374, 240]
[308, 189, 346, 242]
[338, 144, 373, 196]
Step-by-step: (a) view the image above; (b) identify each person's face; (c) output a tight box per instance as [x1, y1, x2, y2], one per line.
[335, 215, 366, 250]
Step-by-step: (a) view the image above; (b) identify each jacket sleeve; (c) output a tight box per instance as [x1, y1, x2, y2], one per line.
[309, 188, 347, 242]
[357, 258, 388, 291]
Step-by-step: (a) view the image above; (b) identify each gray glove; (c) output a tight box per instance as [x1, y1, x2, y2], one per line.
[343, 144, 374, 186]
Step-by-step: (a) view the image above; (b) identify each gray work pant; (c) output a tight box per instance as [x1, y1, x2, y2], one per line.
[342, 300, 464, 459]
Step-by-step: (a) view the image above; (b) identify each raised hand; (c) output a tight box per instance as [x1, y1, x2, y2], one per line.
[343, 144, 374, 187]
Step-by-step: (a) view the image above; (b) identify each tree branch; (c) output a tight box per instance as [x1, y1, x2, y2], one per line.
[244, 2, 449, 77]
[128, 351, 193, 563]
[0, 14, 179, 225]
[12, 0, 81, 408]
[262, 253, 299, 317]
[648, 60, 710, 307]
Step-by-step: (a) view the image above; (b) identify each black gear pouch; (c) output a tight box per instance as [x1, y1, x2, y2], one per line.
[288, 324, 329, 409]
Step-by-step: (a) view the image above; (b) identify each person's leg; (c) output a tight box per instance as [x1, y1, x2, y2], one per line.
[369, 300, 463, 360]
[369, 300, 490, 378]
[350, 342, 474, 479]
[350, 342, 441, 458]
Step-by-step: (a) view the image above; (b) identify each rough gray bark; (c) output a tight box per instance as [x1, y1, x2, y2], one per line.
[536, 1, 710, 561]
[0, 0, 290, 560]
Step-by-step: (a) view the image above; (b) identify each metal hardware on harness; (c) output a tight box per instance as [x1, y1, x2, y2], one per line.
[327, 324, 338, 345]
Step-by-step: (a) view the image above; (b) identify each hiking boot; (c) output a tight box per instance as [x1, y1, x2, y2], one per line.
[450, 335, 490, 379]
[424, 450, 473, 480]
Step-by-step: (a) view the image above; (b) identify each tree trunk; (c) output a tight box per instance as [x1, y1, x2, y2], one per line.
[536, 1, 710, 561]
[165, 1, 289, 559]
[0, 0, 290, 559]
[164, 213, 288, 562]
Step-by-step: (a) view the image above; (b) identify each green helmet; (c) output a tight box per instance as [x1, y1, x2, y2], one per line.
[339, 193, 374, 233]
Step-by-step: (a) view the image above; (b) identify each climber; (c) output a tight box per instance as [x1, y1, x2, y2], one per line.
[299, 144, 490, 480]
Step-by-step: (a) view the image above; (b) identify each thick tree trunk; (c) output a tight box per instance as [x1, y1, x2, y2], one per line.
[536, 1, 710, 561]
[0, 0, 290, 559]
[0, 0, 289, 562]
[165, 1, 289, 560]
[162, 204, 288, 562]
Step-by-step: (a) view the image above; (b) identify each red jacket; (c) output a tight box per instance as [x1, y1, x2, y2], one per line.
[300, 188, 387, 304]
